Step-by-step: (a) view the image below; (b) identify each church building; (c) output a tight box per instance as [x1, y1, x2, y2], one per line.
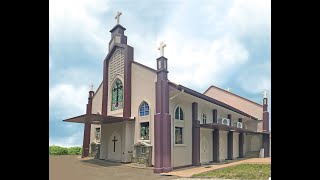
[63, 12, 271, 173]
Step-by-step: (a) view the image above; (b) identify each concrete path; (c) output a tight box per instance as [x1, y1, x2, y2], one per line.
[161, 158, 271, 178]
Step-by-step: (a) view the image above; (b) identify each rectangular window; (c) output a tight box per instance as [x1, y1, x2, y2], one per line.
[175, 127, 183, 144]
[95, 128, 101, 142]
[140, 122, 149, 140]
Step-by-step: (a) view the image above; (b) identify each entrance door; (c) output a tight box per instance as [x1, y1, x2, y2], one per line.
[107, 131, 122, 161]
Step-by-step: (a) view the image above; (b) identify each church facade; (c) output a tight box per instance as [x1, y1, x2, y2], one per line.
[64, 15, 270, 173]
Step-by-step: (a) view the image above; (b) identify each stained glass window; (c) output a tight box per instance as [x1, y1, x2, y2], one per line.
[139, 102, 150, 116]
[95, 128, 101, 142]
[175, 106, 184, 120]
[175, 127, 183, 144]
[140, 122, 149, 140]
[111, 79, 123, 111]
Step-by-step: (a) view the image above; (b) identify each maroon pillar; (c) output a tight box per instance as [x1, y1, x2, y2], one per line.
[102, 60, 108, 116]
[263, 98, 269, 132]
[154, 56, 172, 173]
[262, 97, 270, 157]
[227, 131, 234, 160]
[239, 133, 244, 158]
[212, 109, 217, 123]
[227, 114, 232, 126]
[192, 102, 200, 166]
[212, 129, 220, 162]
[82, 90, 94, 158]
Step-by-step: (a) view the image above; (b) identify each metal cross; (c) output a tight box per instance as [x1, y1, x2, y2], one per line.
[158, 41, 166, 57]
[115, 11, 122, 25]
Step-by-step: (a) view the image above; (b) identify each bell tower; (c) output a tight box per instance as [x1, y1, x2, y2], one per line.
[102, 12, 134, 118]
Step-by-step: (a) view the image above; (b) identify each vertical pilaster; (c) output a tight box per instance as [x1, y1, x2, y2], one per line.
[192, 102, 200, 166]
[154, 56, 172, 173]
[212, 129, 220, 162]
[212, 109, 217, 123]
[82, 90, 94, 158]
[227, 131, 234, 160]
[239, 133, 244, 158]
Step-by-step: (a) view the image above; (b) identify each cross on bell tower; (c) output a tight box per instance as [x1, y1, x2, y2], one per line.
[156, 41, 168, 72]
[115, 11, 122, 25]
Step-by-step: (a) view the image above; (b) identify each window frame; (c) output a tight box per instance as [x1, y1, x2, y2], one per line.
[202, 113, 207, 124]
[140, 122, 150, 140]
[175, 127, 183, 144]
[139, 101, 150, 116]
[174, 106, 184, 120]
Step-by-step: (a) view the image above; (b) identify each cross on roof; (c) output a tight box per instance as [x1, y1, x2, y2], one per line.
[115, 11, 122, 25]
[158, 41, 166, 57]
[90, 83, 94, 91]
[263, 89, 268, 98]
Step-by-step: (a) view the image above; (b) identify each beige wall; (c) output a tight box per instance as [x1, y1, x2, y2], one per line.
[219, 130, 228, 161]
[99, 121, 134, 162]
[131, 62, 157, 165]
[233, 132, 239, 159]
[200, 128, 213, 163]
[170, 98, 193, 167]
[245, 134, 263, 152]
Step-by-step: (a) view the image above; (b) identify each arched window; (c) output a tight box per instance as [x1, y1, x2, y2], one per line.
[139, 101, 150, 116]
[175, 106, 184, 120]
[111, 79, 123, 111]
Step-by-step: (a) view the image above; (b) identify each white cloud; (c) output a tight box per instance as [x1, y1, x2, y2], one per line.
[49, 132, 83, 147]
[49, 84, 88, 120]
[49, 0, 110, 56]
[223, 0, 271, 37]
[156, 34, 249, 88]
[236, 60, 271, 94]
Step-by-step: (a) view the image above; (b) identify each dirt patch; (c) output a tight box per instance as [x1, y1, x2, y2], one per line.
[49, 155, 178, 180]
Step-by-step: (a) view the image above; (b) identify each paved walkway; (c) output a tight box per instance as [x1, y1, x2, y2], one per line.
[161, 158, 271, 178]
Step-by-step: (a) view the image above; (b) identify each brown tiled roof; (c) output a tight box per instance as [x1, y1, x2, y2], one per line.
[203, 85, 263, 120]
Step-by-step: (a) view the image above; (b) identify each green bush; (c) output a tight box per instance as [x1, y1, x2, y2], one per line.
[67, 146, 82, 155]
[49, 146, 83, 155]
[49, 146, 68, 155]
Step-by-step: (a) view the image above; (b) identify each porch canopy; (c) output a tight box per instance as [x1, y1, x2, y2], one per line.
[63, 114, 135, 125]
[200, 123, 270, 134]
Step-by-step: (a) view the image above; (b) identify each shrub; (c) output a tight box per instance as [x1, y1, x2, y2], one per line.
[49, 146, 68, 155]
[67, 146, 82, 155]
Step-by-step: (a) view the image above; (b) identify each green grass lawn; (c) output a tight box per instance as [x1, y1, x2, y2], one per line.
[192, 164, 271, 179]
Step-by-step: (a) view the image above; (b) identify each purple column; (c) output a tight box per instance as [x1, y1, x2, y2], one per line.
[82, 90, 94, 158]
[212, 129, 220, 162]
[227, 114, 232, 126]
[192, 102, 200, 166]
[262, 97, 270, 157]
[154, 56, 172, 173]
[227, 131, 234, 160]
[212, 109, 217, 123]
[239, 133, 244, 158]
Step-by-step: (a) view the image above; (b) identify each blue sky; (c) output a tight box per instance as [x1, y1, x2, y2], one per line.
[49, 0, 271, 147]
